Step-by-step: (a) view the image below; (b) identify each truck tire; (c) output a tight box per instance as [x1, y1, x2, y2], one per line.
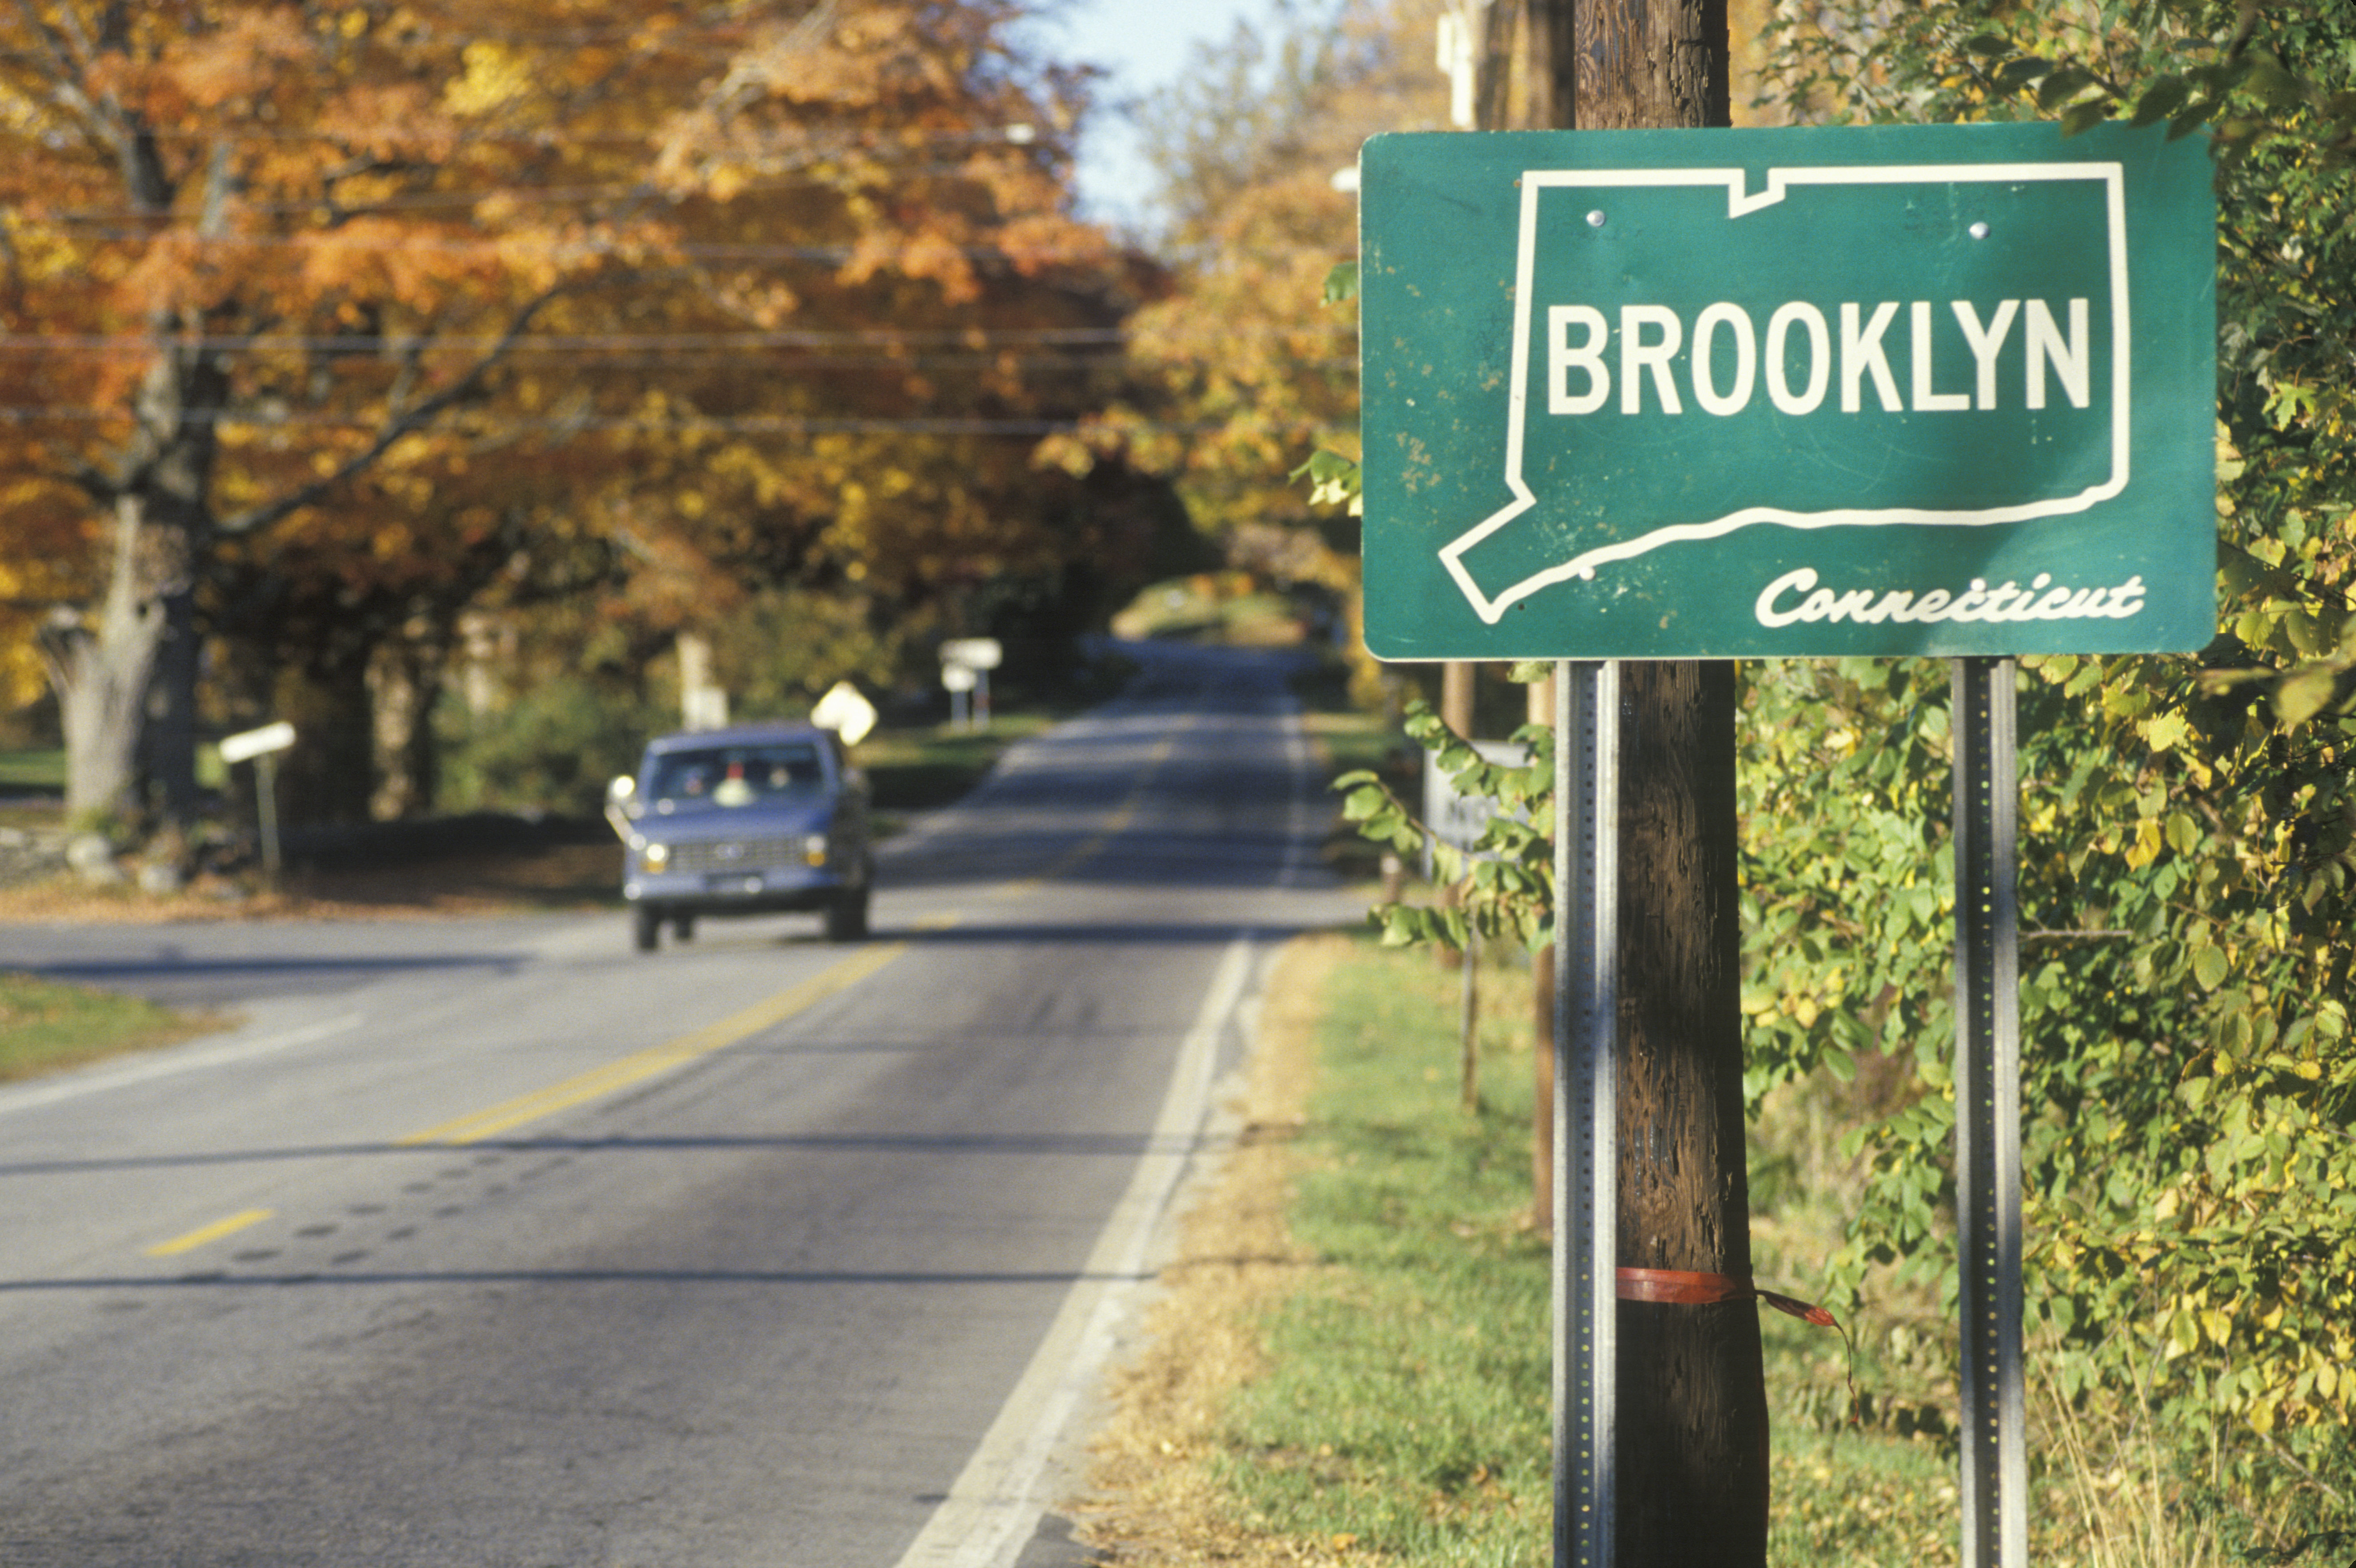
[825, 885, 869, 943]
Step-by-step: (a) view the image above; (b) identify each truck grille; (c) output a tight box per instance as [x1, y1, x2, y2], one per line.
[668, 837, 806, 874]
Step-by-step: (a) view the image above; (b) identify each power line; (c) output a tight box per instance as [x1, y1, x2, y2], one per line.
[0, 406, 1335, 440]
[6, 226, 1156, 266]
[0, 18, 785, 67]
[1, 226, 1352, 269]
[0, 355, 1339, 380]
[0, 325, 1353, 352]
[36, 152, 1054, 221]
[5, 212, 1349, 268]
[106, 124, 1047, 150]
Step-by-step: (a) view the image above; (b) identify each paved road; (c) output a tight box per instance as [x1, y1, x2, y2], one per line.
[0, 643, 1358, 1568]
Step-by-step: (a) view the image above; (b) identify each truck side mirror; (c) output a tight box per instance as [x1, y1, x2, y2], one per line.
[604, 775, 639, 838]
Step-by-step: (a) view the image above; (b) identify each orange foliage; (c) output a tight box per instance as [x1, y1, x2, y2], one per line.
[0, 0, 1147, 804]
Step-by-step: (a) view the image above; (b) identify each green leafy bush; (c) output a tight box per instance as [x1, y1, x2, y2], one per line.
[1747, 1, 2356, 1545]
[436, 677, 659, 818]
[1335, 4, 2356, 1545]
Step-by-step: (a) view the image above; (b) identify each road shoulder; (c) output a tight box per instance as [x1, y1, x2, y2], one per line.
[1071, 931, 1348, 1568]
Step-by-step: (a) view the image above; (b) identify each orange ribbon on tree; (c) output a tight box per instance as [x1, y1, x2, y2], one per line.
[1616, 1267, 1859, 1426]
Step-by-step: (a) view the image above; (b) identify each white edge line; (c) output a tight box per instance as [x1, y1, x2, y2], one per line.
[891, 936, 1257, 1568]
[1439, 163, 2130, 625]
[0, 1012, 366, 1118]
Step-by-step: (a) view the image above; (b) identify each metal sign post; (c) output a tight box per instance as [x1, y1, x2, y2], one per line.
[941, 638, 1002, 731]
[941, 662, 977, 730]
[219, 721, 296, 885]
[1553, 659, 1618, 1568]
[1953, 657, 2028, 1568]
[255, 753, 283, 881]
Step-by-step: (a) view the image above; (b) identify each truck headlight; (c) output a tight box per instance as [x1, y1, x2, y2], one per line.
[642, 841, 670, 870]
[804, 833, 829, 866]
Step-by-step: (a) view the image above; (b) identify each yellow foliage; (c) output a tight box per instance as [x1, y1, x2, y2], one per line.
[0, 623, 46, 711]
[442, 42, 534, 117]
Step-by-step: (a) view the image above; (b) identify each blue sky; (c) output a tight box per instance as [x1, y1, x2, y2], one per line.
[1034, 0, 1291, 233]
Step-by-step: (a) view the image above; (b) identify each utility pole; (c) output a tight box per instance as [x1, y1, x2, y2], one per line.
[1478, 3, 1769, 1564]
[1439, 1, 1485, 770]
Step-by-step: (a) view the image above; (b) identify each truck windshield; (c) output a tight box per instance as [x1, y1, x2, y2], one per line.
[647, 743, 826, 808]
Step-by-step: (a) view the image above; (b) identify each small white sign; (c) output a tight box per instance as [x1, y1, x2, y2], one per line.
[939, 637, 1003, 670]
[811, 680, 878, 746]
[683, 687, 729, 732]
[218, 721, 296, 764]
[1422, 739, 1530, 880]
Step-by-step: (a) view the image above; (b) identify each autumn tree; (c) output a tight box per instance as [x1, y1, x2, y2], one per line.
[1042, 0, 1452, 650]
[0, 0, 1141, 835]
[1, 2, 607, 826]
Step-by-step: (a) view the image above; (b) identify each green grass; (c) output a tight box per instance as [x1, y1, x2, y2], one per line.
[0, 972, 219, 1083]
[0, 747, 65, 794]
[1111, 576, 1310, 645]
[856, 714, 1056, 813]
[1766, 1424, 1956, 1567]
[1220, 934, 1553, 1564]
[1212, 933, 2024, 1566]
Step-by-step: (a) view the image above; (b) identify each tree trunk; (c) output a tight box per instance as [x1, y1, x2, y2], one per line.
[275, 655, 379, 830]
[1491, 3, 1764, 1563]
[50, 625, 156, 828]
[1574, 0, 1729, 128]
[369, 632, 447, 821]
[51, 335, 229, 834]
[143, 576, 203, 825]
[43, 495, 175, 826]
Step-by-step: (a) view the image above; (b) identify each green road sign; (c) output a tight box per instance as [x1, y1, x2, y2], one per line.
[1359, 123, 2217, 660]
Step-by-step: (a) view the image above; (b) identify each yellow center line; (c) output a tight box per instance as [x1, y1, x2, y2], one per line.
[147, 1208, 273, 1258]
[991, 726, 1187, 899]
[396, 942, 909, 1148]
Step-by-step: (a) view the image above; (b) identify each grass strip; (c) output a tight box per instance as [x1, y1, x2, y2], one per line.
[1092, 930, 2024, 1566]
[1215, 931, 1551, 1566]
[0, 971, 221, 1083]
[858, 715, 1055, 813]
[0, 747, 66, 793]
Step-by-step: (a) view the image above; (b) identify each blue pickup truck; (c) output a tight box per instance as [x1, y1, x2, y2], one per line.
[608, 721, 874, 951]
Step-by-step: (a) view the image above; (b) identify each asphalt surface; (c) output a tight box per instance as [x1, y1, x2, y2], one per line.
[0, 642, 1360, 1568]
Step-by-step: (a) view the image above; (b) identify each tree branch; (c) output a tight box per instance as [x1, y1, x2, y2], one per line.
[216, 286, 568, 538]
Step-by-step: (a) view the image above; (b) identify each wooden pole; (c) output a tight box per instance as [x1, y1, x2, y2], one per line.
[1494, 3, 1767, 1564]
[1440, 659, 1476, 739]
[1611, 661, 1764, 1568]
